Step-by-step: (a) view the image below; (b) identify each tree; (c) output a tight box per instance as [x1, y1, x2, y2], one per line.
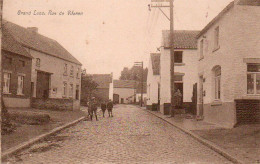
[119, 66, 148, 82]
[81, 73, 98, 106]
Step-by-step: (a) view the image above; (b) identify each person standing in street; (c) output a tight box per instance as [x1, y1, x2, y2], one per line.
[101, 101, 107, 117]
[107, 99, 113, 117]
[89, 97, 98, 121]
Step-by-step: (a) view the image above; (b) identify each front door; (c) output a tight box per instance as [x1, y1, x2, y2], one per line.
[36, 71, 50, 98]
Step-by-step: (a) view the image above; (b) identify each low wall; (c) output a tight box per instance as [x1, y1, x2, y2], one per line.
[32, 98, 79, 111]
[3, 97, 30, 108]
[235, 99, 260, 124]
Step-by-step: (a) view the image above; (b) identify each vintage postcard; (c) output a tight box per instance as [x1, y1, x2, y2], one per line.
[1, 0, 260, 163]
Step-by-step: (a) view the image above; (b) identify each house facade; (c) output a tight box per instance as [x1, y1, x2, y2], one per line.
[2, 25, 33, 108]
[159, 30, 199, 115]
[4, 20, 82, 110]
[197, 0, 260, 128]
[147, 53, 161, 110]
[113, 80, 136, 104]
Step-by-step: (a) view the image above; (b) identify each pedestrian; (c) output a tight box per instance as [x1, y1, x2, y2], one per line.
[101, 101, 107, 117]
[89, 97, 98, 121]
[107, 99, 113, 117]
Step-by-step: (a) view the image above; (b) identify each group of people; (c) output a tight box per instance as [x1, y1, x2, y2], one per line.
[87, 97, 113, 121]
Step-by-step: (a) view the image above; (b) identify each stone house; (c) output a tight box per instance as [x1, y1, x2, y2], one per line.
[3, 20, 82, 110]
[113, 80, 136, 104]
[2, 24, 33, 108]
[146, 53, 161, 110]
[159, 30, 199, 115]
[197, 0, 260, 128]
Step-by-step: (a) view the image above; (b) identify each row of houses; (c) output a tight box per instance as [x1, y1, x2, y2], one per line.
[2, 20, 82, 110]
[146, 0, 260, 128]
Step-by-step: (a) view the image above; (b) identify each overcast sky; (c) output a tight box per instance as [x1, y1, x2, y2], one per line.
[3, 0, 233, 79]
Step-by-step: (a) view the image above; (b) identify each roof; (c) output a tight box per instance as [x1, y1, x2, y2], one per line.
[162, 30, 200, 49]
[197, 2, 235, 38]
[2, 20, 81, 65]
[90, 74, 112, 89]
[113, 80, 136, 89]
[238, 0, 260, 6]
[2, 26, 32, 58]
[150, 53, 160, 75]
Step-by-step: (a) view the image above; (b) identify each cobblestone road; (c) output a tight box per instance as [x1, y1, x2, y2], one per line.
[4, 105, 232, 164]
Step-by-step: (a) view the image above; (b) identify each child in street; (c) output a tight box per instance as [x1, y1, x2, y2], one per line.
[107, 99, 113, 117]
[101, 101, 107, 117]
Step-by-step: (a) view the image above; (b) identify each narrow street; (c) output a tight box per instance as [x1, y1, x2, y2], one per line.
[5, 105, 232, 164]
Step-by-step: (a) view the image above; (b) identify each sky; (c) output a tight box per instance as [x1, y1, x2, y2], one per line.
[3, 0, 233, 79]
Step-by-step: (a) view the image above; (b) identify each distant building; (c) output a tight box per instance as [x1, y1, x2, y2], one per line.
[113, 80, 136, 104]
[197, 0, 260, 128]
[146, 53, 161, 110]
[3, 20, 82, 110]
[90, 73, 113, 102]
[159, 30, 199, 115]
[135, 82, 147, 105]
[2, 25, 33, 108]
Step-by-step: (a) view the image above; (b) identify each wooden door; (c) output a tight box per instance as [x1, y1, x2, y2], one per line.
[36, 71, 50, 98]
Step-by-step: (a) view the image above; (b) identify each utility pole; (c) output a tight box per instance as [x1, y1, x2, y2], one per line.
[134, 61, 144, 107]
[169, 0, 175, 117]
[150, 0, 175, 117]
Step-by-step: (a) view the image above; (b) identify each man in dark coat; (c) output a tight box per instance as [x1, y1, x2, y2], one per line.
[107, 99, 113, 117]
[89, 97, 98, 121]
[101, 101, 107, 117]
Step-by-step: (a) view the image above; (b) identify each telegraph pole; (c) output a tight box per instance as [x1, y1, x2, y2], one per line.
[150, 0, 175, 117]
[169, 0, 175, 117]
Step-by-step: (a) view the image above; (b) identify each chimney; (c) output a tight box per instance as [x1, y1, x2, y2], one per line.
[27, 27, 38, 33]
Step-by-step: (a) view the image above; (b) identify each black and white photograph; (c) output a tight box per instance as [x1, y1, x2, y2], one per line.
[1, 0, 260, 163]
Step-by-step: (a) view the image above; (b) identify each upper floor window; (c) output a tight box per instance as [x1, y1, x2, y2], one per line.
[200, 39, 204, 59]
[247, 64, 260, 95]
[214, 26, 220, 50]
[36, 58, 41, 67]
[70, 66, 74, 77]
[19, 60, 25, 67]
[64, 64, 68, 75]
[174, 51, 183, 63]
[76, 68, 80, 78]
[213, 66, 221, 100]
[17, 75, 24, 95]
[3, 72, 11, 94]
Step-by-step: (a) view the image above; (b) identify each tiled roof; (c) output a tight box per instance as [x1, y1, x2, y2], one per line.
[150, 53, 160, 75]
[2, 26, 32, 58]
[3, 20, 81, 65]
[113, 80, 136, 89]
[162, 30, 200, 49]
[238, 0, 260, 6]
[90, 74, 112, 89]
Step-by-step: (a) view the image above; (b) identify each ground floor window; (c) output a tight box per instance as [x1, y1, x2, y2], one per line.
[3, 72, 11, 93]
[76, 85, 79, 100]
[213, 66, 221, 100]
[69, 84, 73, 98]
[63, 82, 67, 97]
[17, 75, 24, 95]
[247, 64, 260, 95]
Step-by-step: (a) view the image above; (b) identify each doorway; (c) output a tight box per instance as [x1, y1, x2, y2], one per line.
[199, 76, 204, 116]
[36, 71, 50, 99]
[174, 82, 183, 108]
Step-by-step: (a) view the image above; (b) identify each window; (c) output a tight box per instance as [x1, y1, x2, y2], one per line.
[3, 73, 11, 93]
[214, 26, 220, 50]
[174, 51, 183, 63]
[64, 64, 68, 75]
[76, 68, 80, 78]
[36, 58, 40, 67]
[17, 75, 24, 95]
[63, 82, 67, 97]
[76, 85, 80, 100]
[200, 39, 204, 58]
[69, 84, 73, 97]
[213, 66, 221, 100]
[247, 64, 260, 95]
[19, 60, 25, 67]
[70, 66, 74, 77]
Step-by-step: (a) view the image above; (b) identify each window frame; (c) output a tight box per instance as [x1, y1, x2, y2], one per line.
[64, 63, 68, 75]
[36, 58, 41, 67]
[214, 26, 220, 51]
[63, 82, 67, 97]
[69, 84, 73, 98]
[17, 75, 24, 95]
[247, 64, 260, 95]
[3, 72, 11, 94]
[213, 66, 221, 100]
[70, 65, 74, 77]
[174, 51, 183, 63]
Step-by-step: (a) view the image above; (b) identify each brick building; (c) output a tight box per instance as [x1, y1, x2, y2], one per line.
[2, 25, 33, 108]
[3, 20, 82, 110]
[197, 0, 260, 128]
[159, 30, 199, 115]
